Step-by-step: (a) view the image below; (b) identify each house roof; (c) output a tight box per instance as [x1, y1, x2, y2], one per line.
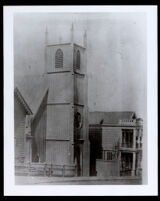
[14, 74, 48, 115]
[89, 111, 136, 125]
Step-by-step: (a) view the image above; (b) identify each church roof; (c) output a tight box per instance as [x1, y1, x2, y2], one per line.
[32, 88, 48, 122]
[14, 74, 48, 115]
[14, 87, 33, 115]
[89, 111, 136, 125]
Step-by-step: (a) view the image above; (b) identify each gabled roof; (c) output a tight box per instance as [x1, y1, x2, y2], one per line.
[14, 87, 33, 115]
[14, 74, 48, 115]
[32, 88, 48, 122]
[89, 111, 136, 125]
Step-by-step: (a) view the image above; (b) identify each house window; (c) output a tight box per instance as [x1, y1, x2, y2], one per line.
[55, 49, 63, 68]
[76, 50, 80, 69]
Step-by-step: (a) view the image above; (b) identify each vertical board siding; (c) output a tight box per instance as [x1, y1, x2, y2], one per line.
[14, 97, 26, 163]
[46, 141, 70, 165]
[74, 75, 84, 105]
[47, 105, 70, 139]
[48, 73, 73, 103]
[96, 160, 119, 177]
[32, 98, 47, 163]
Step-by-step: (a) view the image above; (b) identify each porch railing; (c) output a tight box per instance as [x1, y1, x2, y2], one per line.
[119, 119, 136, 126]
[100, 150, 117, 161]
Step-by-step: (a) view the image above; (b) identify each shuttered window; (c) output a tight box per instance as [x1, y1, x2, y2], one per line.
[55, 49, 63, 68]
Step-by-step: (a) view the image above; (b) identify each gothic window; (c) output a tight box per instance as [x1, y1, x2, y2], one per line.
[55, 49, 63, 68]
[74, 112, 82, 129]
[76, 50, 80, 69]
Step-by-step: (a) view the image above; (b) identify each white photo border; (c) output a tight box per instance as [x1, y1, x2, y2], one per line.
[4, 5, 158, 196]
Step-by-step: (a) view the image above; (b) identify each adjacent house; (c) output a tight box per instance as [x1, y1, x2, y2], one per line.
[89, 112, 143, 177]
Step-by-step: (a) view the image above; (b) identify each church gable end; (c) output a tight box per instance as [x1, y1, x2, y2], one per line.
[31, 89, 48, 163]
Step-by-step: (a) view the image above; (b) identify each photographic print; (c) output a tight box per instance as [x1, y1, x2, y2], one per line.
[4, 6, 157, 196]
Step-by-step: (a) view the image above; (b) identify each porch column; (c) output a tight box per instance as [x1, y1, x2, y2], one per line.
[133, 129, 136, 149]
[131, 152, 136, 176]
[118, 151, 121, 176]
[136, 152, 140, 176]
[138, 136, 141, 149]
[137, 150, 142, 176]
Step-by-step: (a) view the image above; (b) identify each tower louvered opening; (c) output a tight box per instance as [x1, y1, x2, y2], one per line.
[76, 50, 80, 69]
[55, 49, 63, 68]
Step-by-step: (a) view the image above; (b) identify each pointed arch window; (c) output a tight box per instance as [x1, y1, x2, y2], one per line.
[76, 50, 80, 69]
[55, 49, 63, 68]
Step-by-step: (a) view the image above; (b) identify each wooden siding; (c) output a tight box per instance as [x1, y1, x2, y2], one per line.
[32, 95, 47, 163]
[74, 75, 84, 105]
[46, 141, 70, 165]
[96, 159, 120, 177]
[46, 105, 71, 139]
[47, 73, 73, 103]
[14, 97, 26, 163]
[46, 103, 73, 165]
[102, 127, 121, 150]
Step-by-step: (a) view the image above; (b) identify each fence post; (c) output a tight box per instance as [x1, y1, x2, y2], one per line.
[50, 164, 52, 176]
[62, 165, 65, 177]
[44, 163, 46, 176]
[28, 162, 30, 176]
[75, 165, 77, 176]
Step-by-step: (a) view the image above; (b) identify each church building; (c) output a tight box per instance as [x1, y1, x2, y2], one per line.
[15, 24, 90, 177]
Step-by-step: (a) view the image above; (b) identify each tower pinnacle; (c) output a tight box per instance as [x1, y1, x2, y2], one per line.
[44, 26, 48, 75]
[70, 23, 74, 43]
[45, 26, 48, 46]
[83, 30, 87, 48]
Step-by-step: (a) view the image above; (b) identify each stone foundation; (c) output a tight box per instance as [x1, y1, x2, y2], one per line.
[15, 163, 76, 177]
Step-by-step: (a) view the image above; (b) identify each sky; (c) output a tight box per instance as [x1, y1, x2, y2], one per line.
[14, 12, 147, 119]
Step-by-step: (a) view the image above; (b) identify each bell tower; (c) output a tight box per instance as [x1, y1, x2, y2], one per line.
[45, 24, 89, 176]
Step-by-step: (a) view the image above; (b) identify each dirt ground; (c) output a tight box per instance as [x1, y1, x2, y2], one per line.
[15, 175, 142, 185]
